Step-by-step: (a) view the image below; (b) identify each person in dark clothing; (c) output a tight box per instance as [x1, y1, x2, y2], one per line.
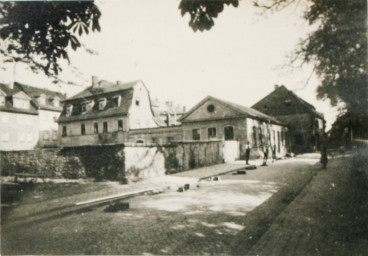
[321, 133, 328, 169]
[245, 142, 251, 165]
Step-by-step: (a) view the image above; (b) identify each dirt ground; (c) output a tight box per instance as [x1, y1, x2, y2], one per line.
[2, 157, 321, 255]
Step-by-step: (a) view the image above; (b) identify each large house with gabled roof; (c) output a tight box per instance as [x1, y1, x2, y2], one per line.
[57, 77, 158, 147]
[252, 85, 325, 153]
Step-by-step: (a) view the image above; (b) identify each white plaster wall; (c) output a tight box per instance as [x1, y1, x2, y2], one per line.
[39, 110, 60, 131]
[0, 112, 39, 150]
[128, 82, 157, 129]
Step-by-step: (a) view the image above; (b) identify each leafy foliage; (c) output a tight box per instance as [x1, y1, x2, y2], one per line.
[0, 1, 101, 77]
[179, 0, 239, 32]
[179, 0, 367, 115]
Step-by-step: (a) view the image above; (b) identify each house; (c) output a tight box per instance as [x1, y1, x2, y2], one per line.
[17, 82, 65, 147]
[178, 95, 289, 161]
[252, 85, 325, 153]
[0, 82, 65, 150]
[0, 82, 39, 150]
[57, 77, 158, 147]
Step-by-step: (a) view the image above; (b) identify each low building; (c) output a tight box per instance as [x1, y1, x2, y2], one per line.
[178, 96, 289, 161]
[57, 77, 158, 147]
[0, 82, 39, 150]
[252, 85, 325, 153]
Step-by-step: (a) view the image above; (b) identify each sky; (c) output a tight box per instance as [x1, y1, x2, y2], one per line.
[0, 0, 340, 129]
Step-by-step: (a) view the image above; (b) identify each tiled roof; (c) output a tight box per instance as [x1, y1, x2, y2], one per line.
[67, 80, 139, 101]
[57, 85, 134, 123]
[252, 85, 325, 119]
[179, 95, 285, 125]
[15, 82, 65, 112]
[0, 83, 38, 115]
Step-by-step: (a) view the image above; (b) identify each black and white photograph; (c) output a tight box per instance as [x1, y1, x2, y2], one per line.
[0, 0, 367, 255]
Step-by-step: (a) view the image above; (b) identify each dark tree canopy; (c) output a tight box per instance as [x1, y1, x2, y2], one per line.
[0, 1, 101, 78]
[180, 0, 368, 115]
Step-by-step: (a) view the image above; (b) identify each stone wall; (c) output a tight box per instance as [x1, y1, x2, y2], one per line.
[0, 149, 85, 179]
[164, 140, 224, 172]
[0, 140, 224, 181]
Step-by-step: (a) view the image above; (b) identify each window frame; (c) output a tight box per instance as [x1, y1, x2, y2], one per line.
[224, 126, 234, 141]
[192, 128, 200, 140]
[103, 121, 108, 133]
[208, 127, 217, 139]
[81, 124, 86, 135]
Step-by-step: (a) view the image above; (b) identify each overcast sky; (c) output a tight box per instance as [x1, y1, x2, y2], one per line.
[0, 0, 339, 128]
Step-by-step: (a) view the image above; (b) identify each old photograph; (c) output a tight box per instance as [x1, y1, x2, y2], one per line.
[1, 0, 367, 255]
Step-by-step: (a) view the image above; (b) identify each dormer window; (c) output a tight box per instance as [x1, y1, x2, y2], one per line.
[113, 95, 121, 107]
[135, 96, 140, 106]
[81, 100, 94, 113]
[53, 97, 60, 107]
[66, 104, 73, 116]
[38, 94, 46, 105]
[98, 98, 107, 110]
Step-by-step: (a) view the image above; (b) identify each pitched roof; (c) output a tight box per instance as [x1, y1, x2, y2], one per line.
[179, 95, 284, 125]
[67, 80, 140, 101]
[15, 82, 65, 112]
[57, 88, 134, 123]
[0, 83, 38, 115]
[252, 85, 324, 119]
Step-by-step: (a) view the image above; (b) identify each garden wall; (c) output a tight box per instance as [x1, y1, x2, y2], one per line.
[0, 140, 224, 181]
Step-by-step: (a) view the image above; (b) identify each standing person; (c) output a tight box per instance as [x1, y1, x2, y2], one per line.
[245, 142, 251, 165]
[272, 144, 276, 163]
[321, 133, 328, 169]
[262, 146, 269, 166]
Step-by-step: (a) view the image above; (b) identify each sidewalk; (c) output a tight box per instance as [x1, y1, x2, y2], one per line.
[237, 151, 368, 255]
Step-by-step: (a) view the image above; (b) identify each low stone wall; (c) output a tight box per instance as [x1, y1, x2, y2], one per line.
[0, 149, 85, 179]
[164, 140, 224, 172]
[0, 140, 224, 181]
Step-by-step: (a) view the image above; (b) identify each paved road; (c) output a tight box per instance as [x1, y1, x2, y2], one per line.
[2, 155, 322, 255]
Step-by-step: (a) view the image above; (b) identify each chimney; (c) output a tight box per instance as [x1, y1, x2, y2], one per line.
[116, 80, 123, 85]
[92, 76, 99, 87]
[183, 106, 186, 113]
[274, 84, 279, 90]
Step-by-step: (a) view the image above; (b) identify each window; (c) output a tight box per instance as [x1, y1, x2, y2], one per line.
[66, 105, 73, 116]
[38, 94, 46, 105]
[207, 104, 215, 113]
[258, 127, 263, 147]
[14, 99, 30, 109]
[136, 139, 144, 144]
[224, 126, 234, 140]
[192, 129, 200, 140]
[208, 127, 216, 139]
[135, 99, 140, 106]
[103, 121, 108, 133]
[98, 98, 107, 110]
[81, 104, 87, 113]
[118, 120, 123, 130]
[152, 137, 159, 144]
[94, 123, 99, 134]
[113, 96, 121, 107]
[167, 137, 174, 144]
[81, 124, 86, 135]
[62, 126, 67, 137]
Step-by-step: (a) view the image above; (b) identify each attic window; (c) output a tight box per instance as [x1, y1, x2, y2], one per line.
[38, 94, 46, 105]
[207, 104, 215, 113]
[113, 95, 121, 107]
[53, 97, 60, 107]
[284, 99, 291, 106]
[66, 104, 73, 116]
[98, 98, 107, 110]
[135, 99, 140, 106]
[0, 96, 5, 106]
